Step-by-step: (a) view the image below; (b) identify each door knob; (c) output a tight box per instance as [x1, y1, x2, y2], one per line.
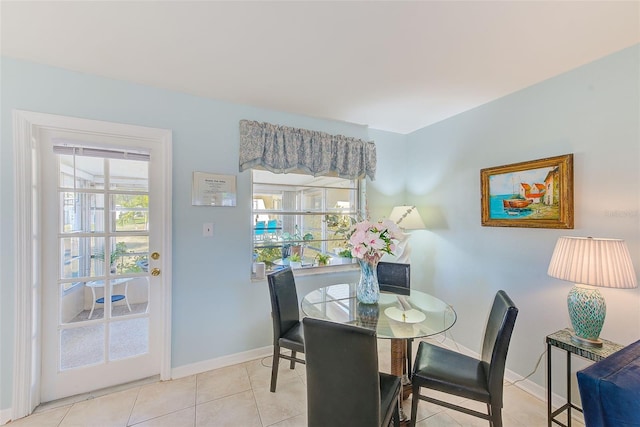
[151, 252, 160, 260]
[151, 268, 161, 276]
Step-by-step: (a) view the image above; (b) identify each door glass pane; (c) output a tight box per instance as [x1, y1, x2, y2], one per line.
[61, 237, 101, 279]
[109, 158, 148, 192]
[61, 192, 104, 233]
[109, 318, 149, 360]
[112, 195, 149, 232]
[110, 236, 149, 275]
[59, 154, 104, 190]
[60, 324, 105, 370]
[59, 281, 94, 322]
[111, 277, 148, 319]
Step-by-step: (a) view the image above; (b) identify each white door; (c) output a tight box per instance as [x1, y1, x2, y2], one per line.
[39, 126, 168, 402]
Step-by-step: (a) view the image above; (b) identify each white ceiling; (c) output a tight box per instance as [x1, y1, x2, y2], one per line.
[2, 1, 639, 134]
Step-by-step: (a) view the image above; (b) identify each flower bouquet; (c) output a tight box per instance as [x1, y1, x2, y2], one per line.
[347, 219, 401, 303]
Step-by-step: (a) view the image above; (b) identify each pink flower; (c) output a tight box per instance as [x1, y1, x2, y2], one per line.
[351, 245, 367, 258]
[365, 232, 385, 250]
[346, 218, 399, 260]
[349, 229, 367, 247]
[381, 219, 401, 239]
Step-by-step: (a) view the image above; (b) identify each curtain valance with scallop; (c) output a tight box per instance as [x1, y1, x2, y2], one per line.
[239, 119, 376, 180]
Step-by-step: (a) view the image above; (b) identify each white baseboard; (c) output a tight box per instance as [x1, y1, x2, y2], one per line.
[171, 346, 272, 379]
[0, 408, 12, 426]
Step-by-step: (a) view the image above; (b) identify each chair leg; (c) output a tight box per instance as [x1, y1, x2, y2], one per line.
[290, 351, 297, 369]
[489, 404, 502, 427]
[393, 397, 401, 427]
[406, 339, 413, 378]
[410, 384, 419, 427]
[270, 345, 280, 392]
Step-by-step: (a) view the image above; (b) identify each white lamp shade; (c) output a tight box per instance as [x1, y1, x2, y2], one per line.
[389, 205, 425, 230]
[548, 236, 638, 289]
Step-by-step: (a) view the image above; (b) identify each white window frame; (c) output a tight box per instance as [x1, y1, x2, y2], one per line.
[251, 170, 363, 277]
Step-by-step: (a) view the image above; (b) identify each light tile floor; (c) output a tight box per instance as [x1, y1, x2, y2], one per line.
[9, 339, 584, 427]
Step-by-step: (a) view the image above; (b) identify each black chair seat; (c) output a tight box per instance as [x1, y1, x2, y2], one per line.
[412, 342, 490, 402]
[280, 323, 304, 353]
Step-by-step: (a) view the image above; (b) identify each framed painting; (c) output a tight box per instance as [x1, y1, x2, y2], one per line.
[481, 154, 574, 229]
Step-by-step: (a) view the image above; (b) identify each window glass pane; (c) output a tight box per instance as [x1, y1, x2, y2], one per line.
[111, 194, 149, 232]
[110, 236, 149, 275]
[326, 189, 356, 212]
[59, 154, 104, 190]
[109, 158, 148, 192]
[301, 188, 323, 211]
[61, 192, 104, 233]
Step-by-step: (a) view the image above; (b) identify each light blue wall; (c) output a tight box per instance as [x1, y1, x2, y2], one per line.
[404, 44, 640, 392]
[0, 57, 403, 410]
[365, 129, 408, 220]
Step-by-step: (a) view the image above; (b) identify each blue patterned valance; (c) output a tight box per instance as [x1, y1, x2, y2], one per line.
[239, 120, 376, 180]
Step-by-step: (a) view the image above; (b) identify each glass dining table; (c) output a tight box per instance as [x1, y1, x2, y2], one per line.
[301, 283, 457, 422]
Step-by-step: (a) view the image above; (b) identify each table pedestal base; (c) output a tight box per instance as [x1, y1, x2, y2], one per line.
[391, 338, 412, 425]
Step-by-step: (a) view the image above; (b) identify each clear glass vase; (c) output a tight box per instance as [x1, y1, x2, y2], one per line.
[357, 258, 380, 304]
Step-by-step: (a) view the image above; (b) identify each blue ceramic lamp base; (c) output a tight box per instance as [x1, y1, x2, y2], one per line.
[567, 284, 606, 348]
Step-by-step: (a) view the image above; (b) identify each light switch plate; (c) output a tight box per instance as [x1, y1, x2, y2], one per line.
[203, 223, 213, 237]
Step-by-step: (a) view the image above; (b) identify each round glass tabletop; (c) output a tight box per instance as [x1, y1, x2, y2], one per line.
[301, 283, 457, 340]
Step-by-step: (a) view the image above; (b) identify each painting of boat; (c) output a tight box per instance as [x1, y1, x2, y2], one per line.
[481, 154, 573, 228]
[502, 199, 532, 209]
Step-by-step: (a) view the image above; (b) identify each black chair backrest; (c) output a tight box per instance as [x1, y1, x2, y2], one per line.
[267, 268, 300, 343]
[377, 261, 410, 295]
[481, 290, 518, 405]
[303, 317, 381, 427]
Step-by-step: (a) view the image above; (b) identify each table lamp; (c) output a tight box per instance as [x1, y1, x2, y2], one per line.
[388, 205, 425, 263]
[547, 236, 637, 347]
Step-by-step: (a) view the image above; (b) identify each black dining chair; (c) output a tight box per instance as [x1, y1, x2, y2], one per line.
[377, 261, 413, 374]
[267, 267, 305, 392]
[303, 317, 401, 427]
[409, 290, 518, 427]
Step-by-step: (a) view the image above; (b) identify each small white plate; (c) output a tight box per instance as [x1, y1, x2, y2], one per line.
[384, 307, 426, 324]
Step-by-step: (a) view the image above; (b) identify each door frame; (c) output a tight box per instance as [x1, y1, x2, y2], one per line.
[12, 110, 173, 419]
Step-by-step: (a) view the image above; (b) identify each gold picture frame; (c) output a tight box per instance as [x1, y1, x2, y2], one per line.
[481, 154, 574, 229]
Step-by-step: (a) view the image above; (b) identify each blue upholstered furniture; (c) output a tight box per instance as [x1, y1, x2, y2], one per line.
[577, 339, 640, 427]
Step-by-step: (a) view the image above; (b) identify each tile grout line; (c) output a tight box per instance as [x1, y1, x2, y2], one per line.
[244, 361, 268, 427]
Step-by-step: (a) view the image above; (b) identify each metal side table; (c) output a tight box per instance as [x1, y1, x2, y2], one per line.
[546, 328, 623, 427]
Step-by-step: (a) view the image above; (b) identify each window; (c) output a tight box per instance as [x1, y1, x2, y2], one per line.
[252, 170, 361, 274]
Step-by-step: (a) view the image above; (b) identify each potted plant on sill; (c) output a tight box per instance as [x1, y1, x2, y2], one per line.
[289, 253, 303, 269]
[332, 248, 355, 265]
[315, 253, 331, 266]
[282, 225, 314, 258]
